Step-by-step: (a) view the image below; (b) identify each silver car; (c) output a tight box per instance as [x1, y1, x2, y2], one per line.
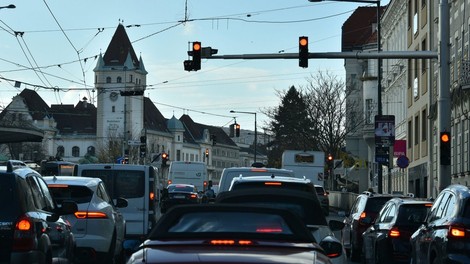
[45, 176, 128, 263]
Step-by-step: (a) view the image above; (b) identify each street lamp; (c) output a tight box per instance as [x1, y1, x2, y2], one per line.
[0, 4, 15, 9]
[309, 0, 383, 193]
[230, 110, 257, 163]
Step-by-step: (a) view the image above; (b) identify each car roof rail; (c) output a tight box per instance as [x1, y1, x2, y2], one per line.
[6, 160, 27, 173]
[362, 191, 374, 197]
[407, 193, 415, 198]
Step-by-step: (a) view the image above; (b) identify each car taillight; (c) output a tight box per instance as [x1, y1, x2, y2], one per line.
[264, 182, 282, 186]
[449, 226, 467, 238]
[190, 194, 197, 199]
[389, 227, 400, 238]
[12, 216, 36, 251]
[74, 211, 108, 219]
[256, 227, 283, 233]
[210, 240, 253, 245]
[167, 180, 172, 185]
[149, 192, 155, 200]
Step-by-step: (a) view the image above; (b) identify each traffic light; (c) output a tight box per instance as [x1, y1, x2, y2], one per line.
[235, 123, 240, 137]
[326, 153, 334, 169]
[140, 136, 146, 158]
[440, 132, 451, 165]
[120, 90, 144, 96]
[299, 36, 308, 68]
[205, 148, 209, 157]
[192, 41, 201, 71]
[161, 152, 169, 167]
[229, 124, 235, 137]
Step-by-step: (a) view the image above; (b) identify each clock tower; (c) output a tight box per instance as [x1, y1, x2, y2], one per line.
[94, 24, 148, 151]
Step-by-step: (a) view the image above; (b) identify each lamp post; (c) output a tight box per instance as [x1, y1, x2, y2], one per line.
[230, 110, 257, 163]
[309, 0, 382, 192]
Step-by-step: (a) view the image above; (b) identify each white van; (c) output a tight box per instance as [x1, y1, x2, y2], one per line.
[73, 164, 159, 244]
[218, 167, 295, 195]
[167, 161, 208, 192]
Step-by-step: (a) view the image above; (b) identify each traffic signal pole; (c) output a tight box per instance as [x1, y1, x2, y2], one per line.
[438, 0, 451, 193]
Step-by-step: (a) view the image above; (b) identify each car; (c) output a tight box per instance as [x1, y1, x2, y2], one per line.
[361, 197, 432, 264]
[218, 166, 295, 195]
[127, 203, 333, 264]
[216, 188, 346, 264]
[315, 184, 330, 216]
[342, 191, 411, 261]
[160, 184, 202, 213]
[410, 184, 470, 264]
[45, 176, 128, 263]
[0, 161, 77, 264]
[228, 175, 316, 193]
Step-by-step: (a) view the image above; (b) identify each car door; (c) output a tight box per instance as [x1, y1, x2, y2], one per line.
[363, 201, 393, 261]
[98, 182, 125, 247]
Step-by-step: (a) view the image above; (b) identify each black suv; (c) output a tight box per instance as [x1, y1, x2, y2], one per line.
[342, 191, 411, 261]
[0, 161, 77, 263]
[410, 184, 470, 264]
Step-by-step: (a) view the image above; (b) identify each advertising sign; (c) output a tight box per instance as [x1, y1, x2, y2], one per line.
[375, 115, 396, 146]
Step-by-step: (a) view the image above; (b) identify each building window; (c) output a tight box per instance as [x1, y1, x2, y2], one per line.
[87, 146, 95, 156]
[408, 121, 413, 148]
[57, 146, 65, 158]
[414, 116, 419, 146]
[112, 106, 115, 112]
[421, 109, 427, 141]
[72, 146, 80, 157]
[176, 150, 181, 161]
[421, 38, 427, 74]
[130, 74, 133, 82]
[106, 76, 111, 83]
[117, 76, 122, 83]
[366, 99, 374, 124]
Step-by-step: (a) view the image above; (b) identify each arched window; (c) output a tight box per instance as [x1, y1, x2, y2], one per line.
[56, 146, 65, 158]
[87, 146, 95, 156]
[72, 146, 80, 157]
[117, 76, 122, 83]
[106, 76, 111, 83]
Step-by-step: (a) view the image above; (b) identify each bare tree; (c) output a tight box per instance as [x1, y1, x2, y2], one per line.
[304, 70, 363, 159]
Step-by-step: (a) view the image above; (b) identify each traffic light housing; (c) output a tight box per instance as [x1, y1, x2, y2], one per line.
[326, 154, 334, 170]
[299, 36, 308, 68]
[440, 132, 451, 165]
[140, 136, 146, 158]
[161, 152, 169, 167]
[235, 123, 240, 137]
[192, 41, 201, 71]
[205, 148, 209, 157]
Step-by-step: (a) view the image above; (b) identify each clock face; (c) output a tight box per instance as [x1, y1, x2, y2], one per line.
[110, 92, 118, 101]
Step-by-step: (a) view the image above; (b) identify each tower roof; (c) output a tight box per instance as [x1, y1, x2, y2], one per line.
[103, 24, 140, 68]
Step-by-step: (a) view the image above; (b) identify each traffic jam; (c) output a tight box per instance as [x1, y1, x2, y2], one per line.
[2, 157, 469, 264]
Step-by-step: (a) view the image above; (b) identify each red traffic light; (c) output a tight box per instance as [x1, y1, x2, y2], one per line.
[299, 36, 308, 68]
[193, 42, 201, 51]
[440, 132, 450, 143]
[162, 152, 168, 159]
[327, 154, 333, 161]
[299, 37, 308, 47]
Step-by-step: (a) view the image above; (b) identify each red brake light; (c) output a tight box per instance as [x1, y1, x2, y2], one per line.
[190, 194, 197, 199]
[359, 212, 366, 219]
[203, 181, 208, 186]
[256, 227, 283, 233]
[75, 211, 108, 219]
[449, 226, 466, 238]
[250, 168, 267, 172]
[167, 180, 172, 185]
[210, 240, 253, 245]
[389, 227, 400, 237]
[48, 184, 69, 188]
[264, 182, 282, 186]
[16, 219, 31, 231]
[149, 192, 155, 200]
[210, 240, 235, 245]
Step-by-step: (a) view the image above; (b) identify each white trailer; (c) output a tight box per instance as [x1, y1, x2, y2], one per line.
[281, 150, 325, 187]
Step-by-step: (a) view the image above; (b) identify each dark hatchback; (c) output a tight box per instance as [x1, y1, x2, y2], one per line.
[362, 197, 432, 263]
[0, 162, 77, 264]
[410, 184, 470, 264]
[160, 184, 201, 213]
[342, 191, 410, 261]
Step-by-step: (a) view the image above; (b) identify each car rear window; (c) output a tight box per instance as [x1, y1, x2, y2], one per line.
[167, 212, 293, 235]
[0, 174, 21, 219]
[365, 197, 394, 213]
[48, 185, 93, 204]
[81, 169, 145, 199]
[232, 181, 314, 193]
[396, 204, 431, 224]
[168, 185, 195, 193]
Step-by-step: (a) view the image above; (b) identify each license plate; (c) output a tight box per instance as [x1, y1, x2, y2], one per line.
[174, 195, 186, 199]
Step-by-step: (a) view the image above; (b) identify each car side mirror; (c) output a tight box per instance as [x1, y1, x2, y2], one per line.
[116, 197, 128, 208]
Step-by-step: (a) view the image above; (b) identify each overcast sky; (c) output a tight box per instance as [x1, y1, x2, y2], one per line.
[0, 0, 389, 131]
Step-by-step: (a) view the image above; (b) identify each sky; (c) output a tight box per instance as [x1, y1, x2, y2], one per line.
[0, 0, 389, 132]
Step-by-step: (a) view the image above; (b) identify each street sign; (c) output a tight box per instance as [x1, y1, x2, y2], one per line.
[375, 115, 396, 147]
[128, 140, 142, 146]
